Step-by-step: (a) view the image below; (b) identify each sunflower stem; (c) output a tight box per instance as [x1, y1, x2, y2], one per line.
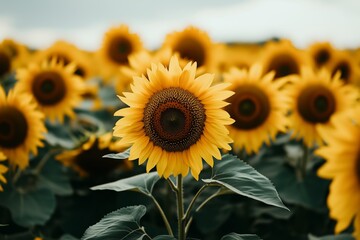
[296, 144, 309, 182]
[183, 184, 208, 222]
[166, 178, 178, 193]
[149, 195, 174, 236]
[34, 148, 61, 175]
[176, 175, 185, 240]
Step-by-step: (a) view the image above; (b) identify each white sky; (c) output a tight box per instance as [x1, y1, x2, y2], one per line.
[0, 0, 359, 50]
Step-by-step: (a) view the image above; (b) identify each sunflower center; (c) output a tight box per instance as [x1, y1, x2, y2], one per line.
[0, 106, 28, 148]
[226, 85, 270, 130]
[108, 37, 133, 65]
[314, 49, 330, 66]
[144, 87, 205, 152]
[297, 85, 335, 123]
[32, 71, 66, 105]
[0, 51, 11, 77]
[332, 61, 351, 82]
[174, 37, 205, 67]
[267, 53, 299, 78]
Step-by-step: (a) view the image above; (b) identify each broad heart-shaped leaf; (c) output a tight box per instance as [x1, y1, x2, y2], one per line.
[0, 188, 56, 227]
[82, 205, 150, 240]
[221, 233, 262, 240]
[202, 154, 289, 211]
[91, 172, 160, 195]
[308, 234, 354, 240]
[103, 148, 131, 160]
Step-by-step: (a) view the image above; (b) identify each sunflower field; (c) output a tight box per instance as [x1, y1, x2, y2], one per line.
[0, 24, 360, 240]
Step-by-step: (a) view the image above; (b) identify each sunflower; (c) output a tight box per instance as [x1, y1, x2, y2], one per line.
[97, 24, 143, 80]
[161, 26, 218, 73]
[0, 47, 12, 77]
[32, 40, 94, 80]
[1, 38, 31, 70]
[286, 67, 358, 147]
[56, 133, 132, 177]
[316, 110, 360, 239]
[224, 65, 289, 154]
[115, 48, 183, 95]
[307, 42, 334, 68]
[0, 152, 8, 191]
[16, 58, 84, 122]
[113, 56, 234, 180]
[260, 39, 312, 79]
[327, 51, 360, 86]
[0, 85, 46, 169]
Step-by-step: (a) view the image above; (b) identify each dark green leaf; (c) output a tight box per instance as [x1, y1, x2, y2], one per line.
[153, 236, 177, 240]
[81, 205, 150, 240]
[103, 148, 131, 160]
[60, 234, 80, 240]
[37, 155, 73, 196]
[91, 172, 160, 195]
[0, 188, 56, 227]
[308, 234, 354, 240]
[202, 154, 289, 211]
[221, 233, 262, 240]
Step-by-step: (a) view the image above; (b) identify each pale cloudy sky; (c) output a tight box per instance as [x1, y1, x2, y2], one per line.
[0, 0, 359, 50]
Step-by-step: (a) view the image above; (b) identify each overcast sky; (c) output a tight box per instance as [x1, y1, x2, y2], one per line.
[0, 0, 359, 50]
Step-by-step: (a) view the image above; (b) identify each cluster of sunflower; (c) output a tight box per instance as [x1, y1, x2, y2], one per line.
[0, 24, 360, 240]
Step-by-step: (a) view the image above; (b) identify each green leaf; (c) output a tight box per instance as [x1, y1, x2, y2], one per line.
[308, 234, 354, 240]
[91, 172, 160, 195]
[81, 205, 151, 240]
[202, 154, 289, 211]
[103, 148, 131, 160]
[60, 234, 80, 240]
[36, 154, 73, 196]
[153, 236, 177, 240]
[0, 188, 56, 227]
[221, 233, 262, 240]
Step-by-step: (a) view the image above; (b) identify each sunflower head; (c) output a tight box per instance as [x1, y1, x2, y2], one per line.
[315, 109, 360, 238]
[0, 48, 12, 77]
[56, 133, 132, 177]
[32, 40, 94, 80]
[161, 26, 217, 72]
[307, 42, 334, 68]
[17, 58, 85, 122]
[0, 85, 46, 169]
[286, 67, 358, 147]
[224, 65, 289, 153]
[113, 56, 234, 180]
[260, 39, 312, 79]
[97, 24, 143, 80]
[327, 51, 360, 86]
[1, 38, 31, 69]
[0, 152, 8, 191]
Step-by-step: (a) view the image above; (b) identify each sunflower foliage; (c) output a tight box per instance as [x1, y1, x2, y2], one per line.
[0, 26, 360, 240]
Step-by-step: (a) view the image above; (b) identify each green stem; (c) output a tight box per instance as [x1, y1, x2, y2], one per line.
[183, 184, 208, 222]
[166, 178, 178, 193]
[296, 144, 309, 182]
[176, 175, 185, 240]
[149, 195, 174, 236]
[34, 148, 61, 174]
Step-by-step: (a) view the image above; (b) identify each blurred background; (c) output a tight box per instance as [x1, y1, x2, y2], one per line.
[1, 0, 360, 50]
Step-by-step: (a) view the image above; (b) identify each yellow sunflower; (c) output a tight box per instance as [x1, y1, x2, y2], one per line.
[113, 56, 234, 180]
[0, 152, 8, 191]
[327, 50, 360, 86]
[260, 39, 312, 79]
[56, 133, 132, 177]
[1, 38, 31, 70]
[0, 47, 12, 77]
[161, 26, 218, 73]
[307, 42, 334, 68]
[316, 110, 360, 239]
[32, 40, 94, 80]
[115, 48, 183, 95]
[0, 85, 46, 169]
[17, 58, 84, 122]
[97, 24, 144, 80]
[224, 65, 289, 154]
[286, 67, 358, 147]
